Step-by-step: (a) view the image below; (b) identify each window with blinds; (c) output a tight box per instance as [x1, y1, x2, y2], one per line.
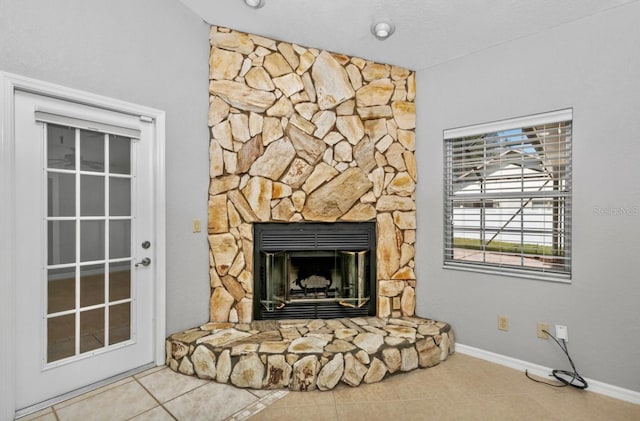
[443, 109, 572, 281]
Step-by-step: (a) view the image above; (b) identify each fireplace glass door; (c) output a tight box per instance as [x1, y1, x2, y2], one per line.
[260, 250, 370, 311]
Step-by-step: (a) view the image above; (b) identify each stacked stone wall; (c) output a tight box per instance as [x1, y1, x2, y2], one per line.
[207, 26, 417, 322]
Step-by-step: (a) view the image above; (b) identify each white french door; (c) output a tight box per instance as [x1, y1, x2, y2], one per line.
[12, 89, 159, 411]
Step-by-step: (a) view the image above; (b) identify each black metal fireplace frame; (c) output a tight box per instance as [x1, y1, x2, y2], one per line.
[253, 222, 377, 320]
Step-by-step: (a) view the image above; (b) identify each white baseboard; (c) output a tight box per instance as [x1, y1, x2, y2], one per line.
[455, 343, 640, 405]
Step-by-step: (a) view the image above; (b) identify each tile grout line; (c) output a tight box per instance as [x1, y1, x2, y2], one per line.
[225, 390, 290, 421]
[132, 376, 179, 421]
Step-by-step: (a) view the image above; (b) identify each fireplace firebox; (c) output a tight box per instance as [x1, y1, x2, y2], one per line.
[253, 222, 376, 320]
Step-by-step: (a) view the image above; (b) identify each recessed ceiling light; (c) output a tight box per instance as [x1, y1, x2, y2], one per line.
[371, 20, 395, 40]
[244, 0, 265, 8]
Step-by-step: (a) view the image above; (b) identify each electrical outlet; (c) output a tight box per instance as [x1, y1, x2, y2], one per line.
[192, 218, 201, 233]
[537, 322, 549, 339]
[556, 325, 568, 341]
[498, 315, 509, 331]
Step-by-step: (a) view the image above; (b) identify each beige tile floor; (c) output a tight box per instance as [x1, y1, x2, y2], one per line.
[18, 353, 640, 421]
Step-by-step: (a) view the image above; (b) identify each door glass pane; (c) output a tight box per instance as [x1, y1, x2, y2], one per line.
[48, 221, 76, 265]
[80, 130, 105, 172]
[80, 308, 105, 353]
[109, 177, 131, 216]
[48, 268, 75, 313]
[47, 124, 75, 170]
[110, 135, 131, 175]
[109, 303, 130, 345]
[80, 220, 105, 262]
[80, 264, 105, 307]
[80, 175, 105, 216]
[47, 172, 75, 217]
[109, 220, 131, 259]
[109, 262, 131, 302]
[48, 314, 75, 362]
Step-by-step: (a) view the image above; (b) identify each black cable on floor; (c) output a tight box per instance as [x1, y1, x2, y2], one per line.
[525, 329, 588, 390]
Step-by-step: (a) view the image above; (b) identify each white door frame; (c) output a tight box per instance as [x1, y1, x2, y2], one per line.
[0, 71, 166, 419]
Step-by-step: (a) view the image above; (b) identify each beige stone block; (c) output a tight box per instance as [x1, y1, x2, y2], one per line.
[241, 176, 273, 221]
[404, 230, 416, 244]
[291, 190, 306, 212]
[272, 198, 296, 221]
[392, 267, 416, 280]
[312, 110, 336, 139]
[261, 116, 283, 145]
[378, 296, 391, 318]
[352, 136, 376, 173]
[263, 354, 292, 389]
[221, 275, 245, 302]
[228, 250, 245, 278]
[340, 203, 376, 222]
[228, 190, 258, 222]
[211, 120, 233, 150]
[209, 96, 230, 127]
[291, 355, 319, 391]
[289, 113, 316, 135]
[407, 72, 416, 101]
[392, 296, 401, 310]
[273, 73, 304, 97]
[192, 345, 217, 380]
[362, 63, 390, 81]
[375, 134, 394, 153]
[350, 57, 367, 69]
[364, 357, 387, 384]
[401, 286, 416, 316]
[334, 140, 353, 162]
[237, 297, 252, 324]
[223, 151, 237, 174]
[287, 124, 326, 165]
[416, 338, 441, 368]
[294, 102, 319, 120]
[377, 213, 400, 278]
[227, 200, 242, 228]
[393, 210, 416, 229]
[391, 66, 410, 81]
[302, 162, 339, 194]
[376, 195, 415, 211]
[263, 52, 293, 77]
[208, 194, 228, 234]
[209, 141, 224, 178]
[369, 167, 385, 197]
[301, 71, 316, 102]
[302, 168, 372, 222]
[266, 95, 294, 118]
[356, 78, 394, 107]
[249, 138, 296, 180]
[248, 113, 263, 138]
[323, 131, 344, 146]
[272, 182, 292, 199]
[209, 233, 238, 276]
[248, 33, 277, 50]
[385, 143, 407, 171]
[336, 115, 365, 145]
[356, 105, 393, 120]
[242, 237, 253, 272]
[391, 101, 416, 130]
[311, 51, 355, 110]
[316, 353, 344, 391]
[277, 42, 299, 68]
[237, 270, 253, 294]
[245, 67, 276, 91]
[210, 31, 255, 54]
[388, 172, 416, 197]
[210, 47, 243, 80]
[364, 118, 388, 143]
[210, 267, 222, 288]
[379, 280, 405, 297]
[342, 353, 367, 387]
[397, 130, 415, 151]
[345, 63, 363, 90]
[230, 353, 264, 389]
[400, 347, 418, 372]
[229, 113, 250, 142]
[404, 151, 417, 182]
[336, 99, 355, 116]
[209, 80, 276, 113]
[280, 158, 314, 188]
[210, 287, 235, 322]
[382, 347, 401, 374]
[237, 134, 264, 173]
[296, 50, 315, 75]
[400, 243, 415, 268]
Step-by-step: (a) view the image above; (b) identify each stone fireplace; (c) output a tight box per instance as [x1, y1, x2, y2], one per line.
[207, 26, 417, 323]
[254, 222, 376, 320]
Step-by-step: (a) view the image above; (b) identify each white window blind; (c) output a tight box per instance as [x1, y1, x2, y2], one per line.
[444, 110, 572, 280]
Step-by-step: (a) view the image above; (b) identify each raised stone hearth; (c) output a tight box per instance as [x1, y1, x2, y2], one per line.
[166, 316, 454, 391]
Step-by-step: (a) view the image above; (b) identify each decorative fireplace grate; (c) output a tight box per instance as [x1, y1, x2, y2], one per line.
[253, 222, 376, 320]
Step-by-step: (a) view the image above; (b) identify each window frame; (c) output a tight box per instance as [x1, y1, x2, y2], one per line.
[443, 109, 572, 282]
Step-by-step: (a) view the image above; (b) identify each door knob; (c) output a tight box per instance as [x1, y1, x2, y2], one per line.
[135, 257, 151, 267]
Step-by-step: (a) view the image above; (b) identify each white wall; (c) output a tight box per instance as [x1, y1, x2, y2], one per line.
[415, 2, 640, 392]
[0, 0, 211, 334]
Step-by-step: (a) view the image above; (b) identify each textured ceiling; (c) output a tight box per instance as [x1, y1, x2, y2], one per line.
[178, 0, 634, 70]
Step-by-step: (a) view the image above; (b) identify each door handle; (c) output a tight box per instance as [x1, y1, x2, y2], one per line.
[135, 257, 151, 267]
